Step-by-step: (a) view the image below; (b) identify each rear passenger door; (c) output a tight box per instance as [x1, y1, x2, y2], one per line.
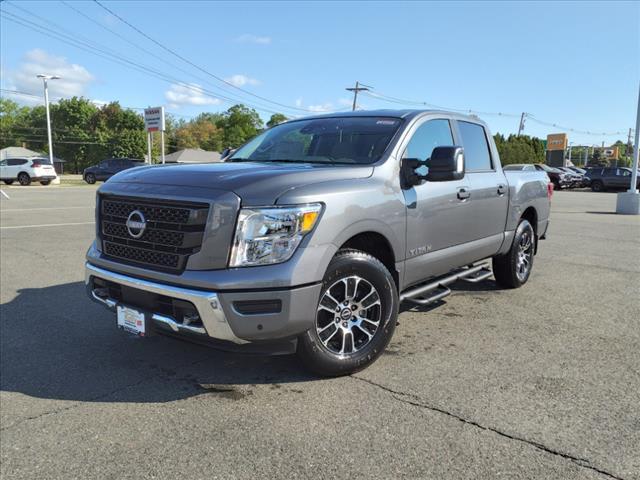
[455, 120, 508, 246]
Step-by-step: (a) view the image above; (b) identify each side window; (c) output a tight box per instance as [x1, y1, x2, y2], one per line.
[403, 119, 454, 161]
[8, 159, 28, 166]
[0, 159, 7, 167]
[457, 121, 493, 171]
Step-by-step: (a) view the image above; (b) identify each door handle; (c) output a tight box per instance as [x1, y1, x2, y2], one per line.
[457, 187, 471, 200]
[497, 184, 507, 195]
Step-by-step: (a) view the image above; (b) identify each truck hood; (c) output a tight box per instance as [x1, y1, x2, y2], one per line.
[109, 162, 374, 205]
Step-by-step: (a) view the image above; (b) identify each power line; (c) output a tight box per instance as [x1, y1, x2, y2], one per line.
[93, 0, 316, 114]
[362, 88, 628, 137]
[0, 7, 301, 116]
[345, 81, 372, 111]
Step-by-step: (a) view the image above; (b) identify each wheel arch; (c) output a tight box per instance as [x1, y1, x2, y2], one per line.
[338, 231, 399, 290]
[520, 206, 538, 253]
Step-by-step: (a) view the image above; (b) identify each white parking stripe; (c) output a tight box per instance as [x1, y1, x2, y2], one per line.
[0, 206, 92, 212]
[0, 190, 10, 199]
[0, 221, 95, 230]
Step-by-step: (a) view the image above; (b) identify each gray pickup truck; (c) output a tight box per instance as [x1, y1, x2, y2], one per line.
[86, 110, 551, 376]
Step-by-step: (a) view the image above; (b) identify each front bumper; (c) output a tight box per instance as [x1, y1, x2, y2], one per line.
[85, 262, 322, 346]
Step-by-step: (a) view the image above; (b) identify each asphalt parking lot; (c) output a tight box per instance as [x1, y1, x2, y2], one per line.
[1, 185, 638, 480]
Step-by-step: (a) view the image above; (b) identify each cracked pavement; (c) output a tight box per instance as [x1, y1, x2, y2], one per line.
[1, 186, 639, 479]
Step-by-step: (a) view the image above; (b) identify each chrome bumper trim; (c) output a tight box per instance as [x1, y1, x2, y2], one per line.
[85, 262, 247, 344]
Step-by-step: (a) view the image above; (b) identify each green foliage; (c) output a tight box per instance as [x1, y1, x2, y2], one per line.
[216, 104, 263, 148]
[267, 113, 288, 128]
[493, 133, 545, 165]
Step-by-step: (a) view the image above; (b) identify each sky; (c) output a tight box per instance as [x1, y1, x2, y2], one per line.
[1, 0, 639, 146]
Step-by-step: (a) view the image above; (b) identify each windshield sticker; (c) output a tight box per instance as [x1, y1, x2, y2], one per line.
[376, 119, 398, 125]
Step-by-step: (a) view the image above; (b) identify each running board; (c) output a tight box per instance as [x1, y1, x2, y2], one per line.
[400, 263, 492, 305]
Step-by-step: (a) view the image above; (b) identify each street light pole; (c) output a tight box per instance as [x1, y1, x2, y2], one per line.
[37, 74, 60, 169]
[615, 83, 640, 214]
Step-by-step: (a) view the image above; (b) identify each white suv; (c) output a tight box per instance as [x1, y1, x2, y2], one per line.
[0, 157, 58, 186]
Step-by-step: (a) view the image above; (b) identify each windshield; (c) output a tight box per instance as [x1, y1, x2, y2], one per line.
[538, 164, 561, 173]
[229, 117, 402, 165]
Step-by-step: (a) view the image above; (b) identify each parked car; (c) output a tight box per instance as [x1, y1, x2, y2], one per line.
[558, 167, 586, 188]
[86, 110, 551, 376]
[587, 167, 640, 192]
[533, 164, 570, 189]
[0, 157, 58, 186]
[83, 158, 145, 184]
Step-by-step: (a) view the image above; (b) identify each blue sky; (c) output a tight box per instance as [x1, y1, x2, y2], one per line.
[1, 0, 638, 145]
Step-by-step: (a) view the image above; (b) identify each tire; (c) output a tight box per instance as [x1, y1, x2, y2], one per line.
[492, 219, 535, 289]
[591, 180, 604, 192]
[297, 249, 399, 377]
[552, 181, 560, 190]
[17, 172, 31, 186]
[40, 180, 51, 186]
[3, 180, 14, 185]
[85, 173, 96, 184]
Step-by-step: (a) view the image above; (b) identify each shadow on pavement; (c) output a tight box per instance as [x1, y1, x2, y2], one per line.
[399, 278, 500, 314]
[0, 282, 314, 404]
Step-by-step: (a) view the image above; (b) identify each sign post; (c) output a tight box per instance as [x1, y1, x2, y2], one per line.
[144, 107, 166, 164]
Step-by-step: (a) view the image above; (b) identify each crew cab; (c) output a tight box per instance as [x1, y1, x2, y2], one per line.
[85, 110, 551, 376]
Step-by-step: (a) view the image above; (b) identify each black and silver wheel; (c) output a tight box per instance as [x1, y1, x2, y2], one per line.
[18, 172, 31, 186]
[591, 180, 604, 192]
[85, 173, 96, 184]
[493, 219, 535, 289]
[298, 249, 398, 376]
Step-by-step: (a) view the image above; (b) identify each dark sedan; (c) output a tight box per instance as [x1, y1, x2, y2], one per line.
[83, 158, 145, 184]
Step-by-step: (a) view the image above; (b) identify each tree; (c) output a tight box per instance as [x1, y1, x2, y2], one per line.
[216, 104, 263, 148]
[174, 113, 223, 152]
[267, 113, 288, 128]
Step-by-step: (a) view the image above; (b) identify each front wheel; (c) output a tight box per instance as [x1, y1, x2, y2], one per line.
[3, 180, 14, 185]
[297, 249, 398, 377]
[493, 219, 535, 289]
[85, 173, 96, 184]
[591, 180, 604, 192]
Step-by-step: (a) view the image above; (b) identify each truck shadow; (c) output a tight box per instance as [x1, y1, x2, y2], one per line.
[0, 282, 314, 404]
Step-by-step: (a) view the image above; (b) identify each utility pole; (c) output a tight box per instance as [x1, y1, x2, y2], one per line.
[346, 81, 371, 111]
[567, 142, 573, 166]
[37, 74, 60, 169]
[517, 112, 527, 136]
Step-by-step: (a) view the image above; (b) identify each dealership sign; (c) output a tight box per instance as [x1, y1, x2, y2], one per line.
[144, 106, 165, 132]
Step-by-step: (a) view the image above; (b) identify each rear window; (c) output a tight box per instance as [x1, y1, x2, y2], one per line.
[457, 121, 492, 171]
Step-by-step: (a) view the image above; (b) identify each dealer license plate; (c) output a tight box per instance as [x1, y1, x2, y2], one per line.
[116, 305, 146, 336]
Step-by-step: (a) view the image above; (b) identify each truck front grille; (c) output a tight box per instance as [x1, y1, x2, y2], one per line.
[100, 196, 209, 272]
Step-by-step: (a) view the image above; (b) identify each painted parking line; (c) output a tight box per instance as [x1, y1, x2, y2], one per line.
[0, 190, 10, 199]
[0, 206, 92, 212]
[0, 221, 95, 230]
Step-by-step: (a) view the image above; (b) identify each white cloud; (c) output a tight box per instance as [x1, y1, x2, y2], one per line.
[4, 49, 94, 104]
[234, 34, 271, 45]
[308, 103, 334, 113]
[164, 83, 221, 109]
[225, 74, 260, 87]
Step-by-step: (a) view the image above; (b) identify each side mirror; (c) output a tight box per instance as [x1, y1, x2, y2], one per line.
[426, 146, 465, 182]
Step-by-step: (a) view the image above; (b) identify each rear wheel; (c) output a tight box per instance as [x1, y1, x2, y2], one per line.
[3, 180, 14, 185]
[297, 249, 398, 377]
[40, 180, 51, 186]
[18, 172, 31, 186]
[591, 180, 604, 192]
[85, 173, 96, 184]
[493, 219, 535, 289]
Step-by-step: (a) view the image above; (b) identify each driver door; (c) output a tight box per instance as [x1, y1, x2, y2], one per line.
[401, 118, 477, 287]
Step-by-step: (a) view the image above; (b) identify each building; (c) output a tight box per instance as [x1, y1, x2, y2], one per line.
[163, 148, 221, 164]
[0, 146, 66, 174]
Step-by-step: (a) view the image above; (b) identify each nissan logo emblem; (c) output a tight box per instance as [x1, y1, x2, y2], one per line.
[126, 210, 147, 238]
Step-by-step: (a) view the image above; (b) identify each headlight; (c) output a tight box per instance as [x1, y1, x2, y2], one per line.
[229, 204, 322, 267]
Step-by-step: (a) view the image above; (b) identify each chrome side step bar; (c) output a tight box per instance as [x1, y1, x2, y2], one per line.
[400, 263, 492, 306]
